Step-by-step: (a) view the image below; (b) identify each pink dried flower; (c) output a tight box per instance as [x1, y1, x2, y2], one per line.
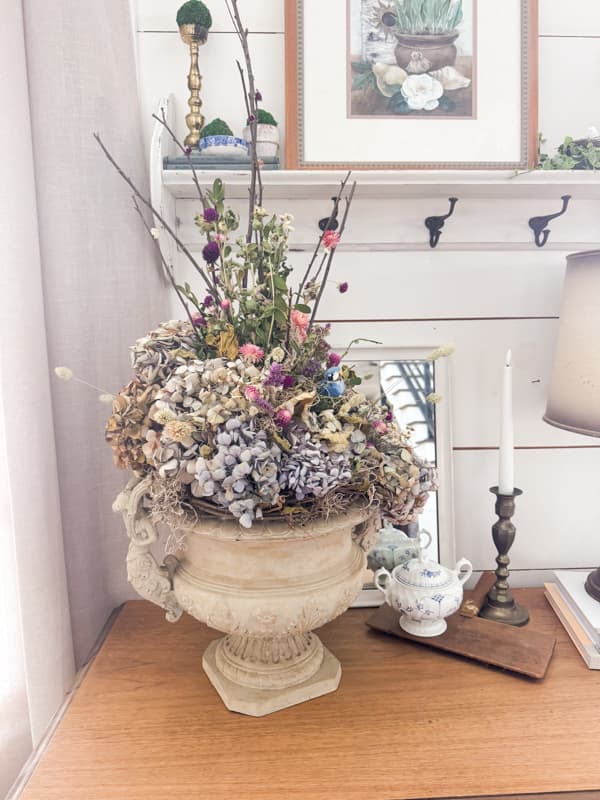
[275, 408, 292, 427]
[245, 386, 260, 402]
[191, 313, 206, 327]
[327, 352, 341, 367]
[338, 281, 349, 294]
[374, 420, 388, 435]
[322, 230, 341, 251]
[239, 343, 265, 363]
[290, 310, 309, 343]
[220, 298, 231, 310]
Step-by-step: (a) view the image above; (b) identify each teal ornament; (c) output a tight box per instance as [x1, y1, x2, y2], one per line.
[367, 527, 433, 573]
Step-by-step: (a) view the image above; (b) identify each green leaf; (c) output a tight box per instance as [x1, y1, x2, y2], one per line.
[272, 274, 288, 292]
[294, 304, 311, 313]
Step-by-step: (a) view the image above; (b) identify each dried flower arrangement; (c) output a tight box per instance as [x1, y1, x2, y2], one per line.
[95, 0, 436, 531]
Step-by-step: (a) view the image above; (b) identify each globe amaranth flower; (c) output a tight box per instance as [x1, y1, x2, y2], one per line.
[322, 230, 340, 251]
[255, 90, 263, 102]
[203, 294, 214, 308]
[275, 408, 292, 427]
[202, 241, 220, 264]
[338, 281, 349, 294]
[203, 207, 218, 223]
[221, 298, 231, 310]
[373, 420, 388, 435]
[283, 375, 296, 389]
[191, 313, 206, 327]
[327, 352, 341, 368]
[239, 343, 265, 363]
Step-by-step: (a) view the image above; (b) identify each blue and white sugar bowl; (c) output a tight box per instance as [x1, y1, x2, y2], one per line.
[374, 555, 473, 637]
[367, 527, 432, 573]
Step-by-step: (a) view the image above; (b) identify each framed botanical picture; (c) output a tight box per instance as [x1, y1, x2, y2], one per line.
[284, 0, 538, 169]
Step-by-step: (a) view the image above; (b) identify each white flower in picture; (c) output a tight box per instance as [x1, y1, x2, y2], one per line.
[401, 74, 444, 111]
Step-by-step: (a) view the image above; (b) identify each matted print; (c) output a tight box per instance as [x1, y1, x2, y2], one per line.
[349, 0, 475, 119]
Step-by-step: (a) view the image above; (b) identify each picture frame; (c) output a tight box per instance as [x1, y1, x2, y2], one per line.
[284, 0, 538, 169]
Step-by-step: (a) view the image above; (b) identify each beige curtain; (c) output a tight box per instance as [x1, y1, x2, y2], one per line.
[1, 0, 167, 793]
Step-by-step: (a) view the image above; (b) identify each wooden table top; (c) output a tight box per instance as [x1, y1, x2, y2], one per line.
[21, 590, 600, 800]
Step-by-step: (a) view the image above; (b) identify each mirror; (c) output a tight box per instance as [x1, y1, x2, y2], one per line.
[348, 350, 454, 606]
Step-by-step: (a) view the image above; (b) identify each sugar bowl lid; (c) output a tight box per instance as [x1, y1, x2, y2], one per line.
[392, 555, 453, 589]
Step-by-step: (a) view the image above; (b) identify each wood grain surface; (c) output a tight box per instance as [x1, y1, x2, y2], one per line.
[21, 591, 600, 800]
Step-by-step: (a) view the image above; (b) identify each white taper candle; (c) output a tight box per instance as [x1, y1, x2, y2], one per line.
[498, 349, 514, 495]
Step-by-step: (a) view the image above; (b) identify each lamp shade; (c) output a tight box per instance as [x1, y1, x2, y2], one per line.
[544, 249, 600, 437]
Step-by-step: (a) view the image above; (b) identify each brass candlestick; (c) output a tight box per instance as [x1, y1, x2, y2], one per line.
[178, 23, 208, 148]
[479, 487, 529, 626]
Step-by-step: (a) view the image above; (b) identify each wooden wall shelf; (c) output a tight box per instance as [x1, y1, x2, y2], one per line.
[19, 590, 600, 800]
[162, 167, 600, 201]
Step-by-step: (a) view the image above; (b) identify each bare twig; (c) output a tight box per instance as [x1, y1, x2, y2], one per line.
[152, 109, 207, 208]
[93, 132, 218, 298]
[309, 181, 357, 329]
[294, 171, 352, 305]
[132, 197, 203, 346]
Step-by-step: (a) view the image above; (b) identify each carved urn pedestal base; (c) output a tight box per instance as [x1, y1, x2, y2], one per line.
[114, 477, 378, 717]
[203, 633, 341, 716]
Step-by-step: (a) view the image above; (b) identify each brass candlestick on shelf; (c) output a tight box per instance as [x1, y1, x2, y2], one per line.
[178, 23, 208, 148]
[479, 487, 529, 627]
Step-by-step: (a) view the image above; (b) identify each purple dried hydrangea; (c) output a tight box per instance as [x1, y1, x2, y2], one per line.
[263, 362, 285, 387]
[279, 426, 352, 501]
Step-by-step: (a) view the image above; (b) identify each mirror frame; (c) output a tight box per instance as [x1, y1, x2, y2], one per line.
[346, 346, 455, 607]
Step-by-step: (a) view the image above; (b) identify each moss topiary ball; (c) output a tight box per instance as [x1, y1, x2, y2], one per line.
[200, 118, 234, 137]
[176, 0, 213, 28]
[257, 109, 278, 127]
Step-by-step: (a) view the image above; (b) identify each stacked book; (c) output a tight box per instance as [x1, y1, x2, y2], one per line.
[545, 571, 600, 669]
[163, 155, 280, 171]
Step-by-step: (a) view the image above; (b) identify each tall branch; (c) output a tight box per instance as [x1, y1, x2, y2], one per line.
[93, 132, 219, 299]
[309, 181, 357, 329]
[294, 171, 352, 305]
[132, 197, 203, 347]
[152, 109, 207, 208]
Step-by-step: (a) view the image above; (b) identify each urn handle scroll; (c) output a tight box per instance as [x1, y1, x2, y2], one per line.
[113, 476, 183, 623]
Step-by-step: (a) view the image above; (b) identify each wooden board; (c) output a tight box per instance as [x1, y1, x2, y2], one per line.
[367, 601, 556, 679]
[20, 591, 600, 800]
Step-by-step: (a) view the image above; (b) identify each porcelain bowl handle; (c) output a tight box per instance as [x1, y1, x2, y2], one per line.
[374, 568, 392, 595]
[455, 558, 473, 585]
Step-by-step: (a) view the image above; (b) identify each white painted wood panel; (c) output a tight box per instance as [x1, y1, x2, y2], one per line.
[170, 242, 568, 320]
[454, 448, 600, 571]
[175, 195, 600, 245]
[137, 32, 285, 155]
[136, 0, 284, 32]
[539, 36, 600, 153]
[539, 1, 600, 37]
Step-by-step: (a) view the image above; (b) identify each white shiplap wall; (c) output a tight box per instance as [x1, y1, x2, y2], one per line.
[133, 1, 600, 584]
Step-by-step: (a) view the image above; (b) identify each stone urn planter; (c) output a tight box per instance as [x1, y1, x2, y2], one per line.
[114, 475, 378, 716]
[394, 31, 459, 73]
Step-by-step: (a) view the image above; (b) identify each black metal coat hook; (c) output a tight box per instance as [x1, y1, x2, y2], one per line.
[529, 194, 571, 248]
[318, 197, 340, 232]
[425, 197, 459, 248]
